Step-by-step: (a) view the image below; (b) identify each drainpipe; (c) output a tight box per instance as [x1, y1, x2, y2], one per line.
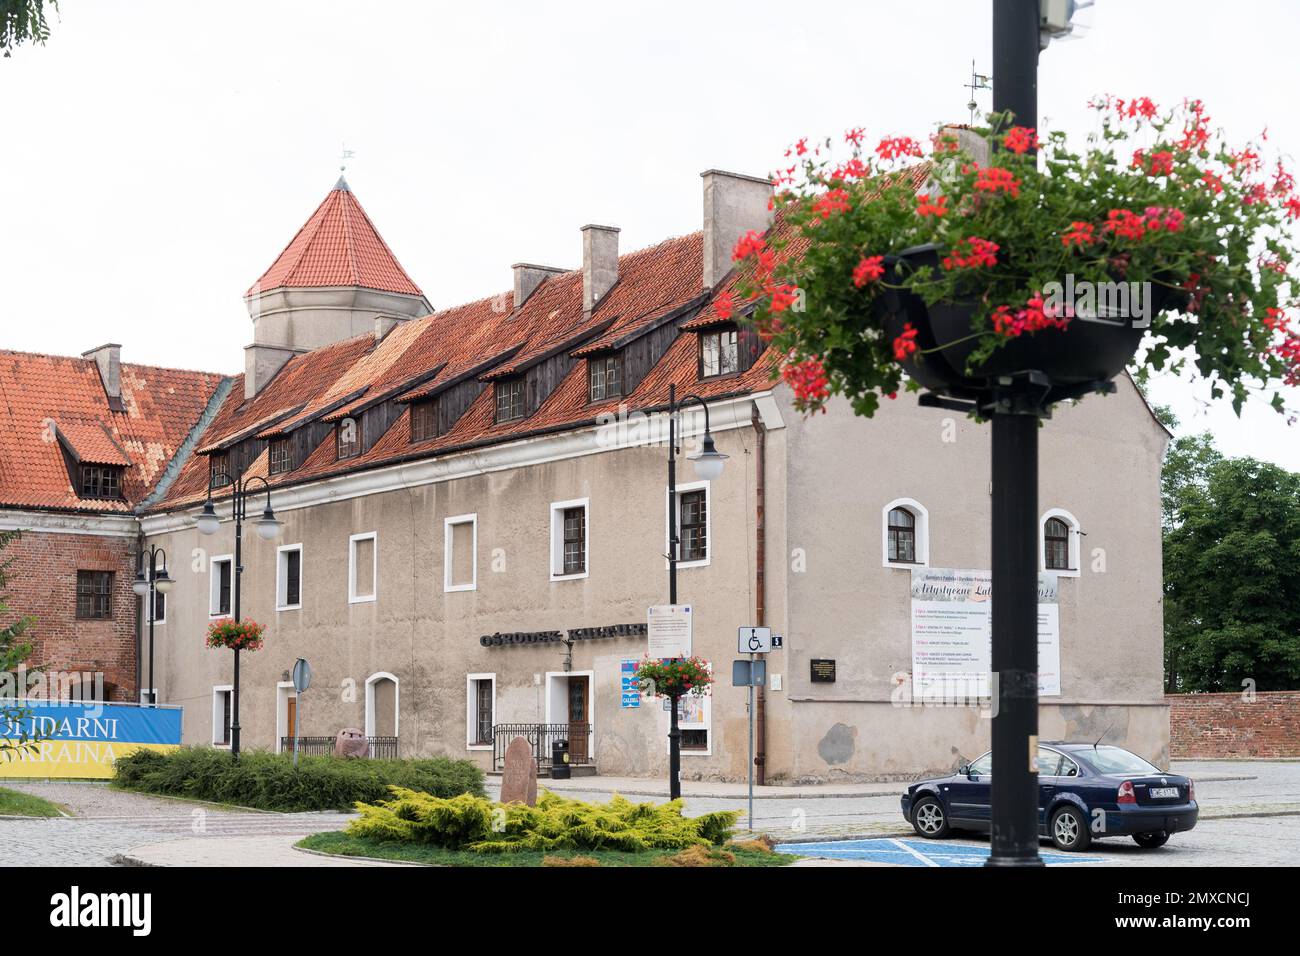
[752, 408, 767, 785]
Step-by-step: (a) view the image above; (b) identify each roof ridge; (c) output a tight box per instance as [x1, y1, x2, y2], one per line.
[0, 347, 227, 378]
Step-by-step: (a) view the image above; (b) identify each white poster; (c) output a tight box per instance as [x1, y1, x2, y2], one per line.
[910, 567, 1061, 700]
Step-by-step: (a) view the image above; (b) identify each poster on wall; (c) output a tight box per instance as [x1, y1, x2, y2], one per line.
[620, 659, 641, 708]
[910, 567, 1061, 700]
[0, 701, 183, 779]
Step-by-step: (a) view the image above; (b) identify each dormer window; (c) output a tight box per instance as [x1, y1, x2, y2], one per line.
[268, 438, 292, 475]
[79, 465, 123, 500]
[700, 327, 739, 378]
[210, 453, 231, 488]
[336, 417, 361, 459]
[495, 378, 525, 423]
[589, 354, 623, 402]
[410, 399, 437, 443]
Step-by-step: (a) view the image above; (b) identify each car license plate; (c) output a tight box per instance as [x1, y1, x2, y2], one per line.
[1150, 786, 1179, 798]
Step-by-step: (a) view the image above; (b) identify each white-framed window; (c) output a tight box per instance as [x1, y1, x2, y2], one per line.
[209, 554, 233, 616]
[348, 532, 377, 604]
[882, 498, 929, 568]
[549, 498, 589, 580]
[143, 587, 166, 626]
[277, 543, 303, 610]
[466, 673, 496, 750]
[365, 672, 400, 738]
[444, 514, 477, 592]
[1040, 508, 1082, 577]
[666, 481, 710, 569]
[211, 685, 233, 747]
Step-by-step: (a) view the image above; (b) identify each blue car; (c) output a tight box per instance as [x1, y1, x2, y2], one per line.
[900, 743, 1198, 851]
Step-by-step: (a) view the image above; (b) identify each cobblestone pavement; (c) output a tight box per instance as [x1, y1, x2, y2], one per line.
[0, 782, 353, 867]
[2, 761, 1297, 867]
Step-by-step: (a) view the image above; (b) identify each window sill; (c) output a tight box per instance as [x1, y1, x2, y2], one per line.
[667, 558, 711, 571]
[1045, 567, 1081, 578]
[444, 583, 476, 593]
[348, 594, 377, 605]
[466, 744, 493, 752]
[883, 560, 928, 570]
[550, 571, 589, 582]
[277, 604, 302, 612]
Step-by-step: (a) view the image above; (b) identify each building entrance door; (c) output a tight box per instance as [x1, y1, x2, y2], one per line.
[567, 676, 590, 764]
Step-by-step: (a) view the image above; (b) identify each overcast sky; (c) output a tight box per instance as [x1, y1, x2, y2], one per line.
[2, 1, 1297, 469]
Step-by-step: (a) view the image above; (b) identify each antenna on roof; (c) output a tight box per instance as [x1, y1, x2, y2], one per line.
[1093, 725, 1112, 750]
[964, 60, 992, 125]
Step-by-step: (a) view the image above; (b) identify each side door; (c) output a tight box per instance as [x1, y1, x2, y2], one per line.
[946, 751, 993, 826]
[1036, 747, 1064, 832]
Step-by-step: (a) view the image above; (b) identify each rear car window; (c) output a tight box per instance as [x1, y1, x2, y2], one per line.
[1079, 746, 1160, 775]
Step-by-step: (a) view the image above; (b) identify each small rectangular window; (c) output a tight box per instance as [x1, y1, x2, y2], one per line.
[268, 438, 292, 475]
[278, 544, 303, 610]
[336, 418, 361, 459]
[410, 400, 438, 443]
[76, 570, 114, 620]
[212, 687, 233, 746]
[679, 489, 708, 562]
[210, 556, 232, 616]
[349, 533, 377, 603]
[588, 354, 623, 402]
[149, 588, 166, 624]
[468, 676, 495, 747]
[495, 378, 525, 423]
[79, 465, 123, 499]
[681, 729, 709, 751]
[444, 514, 477, 592]
[209, 454, 231, 489]
[700, 328, 739, 378]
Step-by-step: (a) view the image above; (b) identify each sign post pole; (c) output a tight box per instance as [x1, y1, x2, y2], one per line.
[747, 652, 755, 832]
[291, 657, 312, 770]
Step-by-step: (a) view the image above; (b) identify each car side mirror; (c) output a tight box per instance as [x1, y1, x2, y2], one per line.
[958, 764, 970, 777]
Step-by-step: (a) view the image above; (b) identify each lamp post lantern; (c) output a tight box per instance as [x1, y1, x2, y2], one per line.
[196, 471, 280, 758]
[663, 382, 727, 800]
[132, 544, 172, 707]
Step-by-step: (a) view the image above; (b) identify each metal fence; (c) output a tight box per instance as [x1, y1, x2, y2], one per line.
[279, 736, 400, 759]
[492, 723, 592, 772]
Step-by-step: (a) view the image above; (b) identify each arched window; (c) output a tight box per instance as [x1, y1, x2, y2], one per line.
[1039, 509, 1081, 576]
[365, 672, 400, 739]
[1044, 517, 1071, 570]
[887, 507, 917, 564]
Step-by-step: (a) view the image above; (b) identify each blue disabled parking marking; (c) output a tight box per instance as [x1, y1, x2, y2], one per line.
[776, 837, 1103, 867]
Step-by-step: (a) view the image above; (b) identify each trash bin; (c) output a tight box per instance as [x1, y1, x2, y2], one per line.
[551, 739, 571, 779]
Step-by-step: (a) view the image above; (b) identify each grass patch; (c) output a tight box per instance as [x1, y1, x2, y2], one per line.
[0, 786, 64, 817]
[112, 746, 484, 812]
[298, 830, 794, 867]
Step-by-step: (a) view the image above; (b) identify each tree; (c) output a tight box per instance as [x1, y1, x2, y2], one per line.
[1163, 449, 1300, 692]
[1, 1, 58, 57]
[1, 530, 39, 760]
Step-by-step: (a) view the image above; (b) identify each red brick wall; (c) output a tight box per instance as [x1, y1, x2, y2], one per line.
[2, 530, 138, 701]
[1167, 692, 1300, 758]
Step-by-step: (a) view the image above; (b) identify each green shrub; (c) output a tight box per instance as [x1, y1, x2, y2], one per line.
[112, 747, 484, 811]
[347, 788, 739, 853]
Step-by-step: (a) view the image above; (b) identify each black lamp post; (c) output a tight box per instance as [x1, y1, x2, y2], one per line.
[196, 471, 281, 759]
[132, 544, 172, 707]
[986, 0, 1045, 867]
[664, 382, 728, 800]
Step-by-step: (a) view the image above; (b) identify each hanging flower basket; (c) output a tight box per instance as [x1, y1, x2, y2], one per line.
[732, 97, 1300, 418]
[206, 617, 266, 652]
[634, 656, 713, 699]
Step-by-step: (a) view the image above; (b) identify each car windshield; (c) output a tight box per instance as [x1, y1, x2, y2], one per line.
[1078, 746, 1160, 775]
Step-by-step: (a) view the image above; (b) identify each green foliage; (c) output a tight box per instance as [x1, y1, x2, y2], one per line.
[112, 746, 484, 811]
[1, 530, 40, 763]
[347, 788, 739, 854]
[0, 785, 63, 817]
[1163, 446, 1300, 691]
[1, 1, 57, 56]
[633, 655, 713, 698]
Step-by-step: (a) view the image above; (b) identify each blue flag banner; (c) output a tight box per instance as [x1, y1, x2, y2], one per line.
[0, 701, 183, 779]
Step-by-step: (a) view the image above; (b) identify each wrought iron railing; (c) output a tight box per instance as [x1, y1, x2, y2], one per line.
[492, 723, 592, 771]
[279, 736, 400, 759]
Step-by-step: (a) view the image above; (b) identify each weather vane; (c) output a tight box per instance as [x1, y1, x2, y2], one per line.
[964, 60, 992, 125]
[339, 144, 355, 173]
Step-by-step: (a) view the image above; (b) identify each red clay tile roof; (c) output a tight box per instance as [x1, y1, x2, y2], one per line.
[0, 350, 226, 513]
[246, 178, 424, 298]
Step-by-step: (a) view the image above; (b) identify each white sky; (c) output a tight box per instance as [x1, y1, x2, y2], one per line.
[2, 0, 1297, 468]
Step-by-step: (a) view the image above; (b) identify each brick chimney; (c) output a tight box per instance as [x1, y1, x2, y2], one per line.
[82, 343, 123, 411]
[512, 263, 567, 310]
[701, 169, 773, 290]
[374, 314, 402, 342]
[244, 344, 300, 400]
[581, 224, 620, 313]
[940, 125, 990, 166]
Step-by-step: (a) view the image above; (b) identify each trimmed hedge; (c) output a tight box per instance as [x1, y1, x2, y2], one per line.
[348, 788, 739, 853]
[113, 747, 484, 812]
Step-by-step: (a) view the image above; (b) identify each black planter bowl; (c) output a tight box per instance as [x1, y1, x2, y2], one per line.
[879, 244, 1179, 406]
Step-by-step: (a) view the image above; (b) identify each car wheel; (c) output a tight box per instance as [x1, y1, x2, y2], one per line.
[1049, 805, 1092, 852]
[911, 796, 950, 838]
[1133, 830, 1170, 849]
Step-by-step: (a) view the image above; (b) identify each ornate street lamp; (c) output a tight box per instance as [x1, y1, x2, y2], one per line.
[663, 383, 727, 799]
[196, 471, 280, 758]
